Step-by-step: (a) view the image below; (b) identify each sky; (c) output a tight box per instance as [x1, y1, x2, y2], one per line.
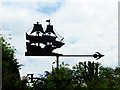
[0, 0, 118, 77]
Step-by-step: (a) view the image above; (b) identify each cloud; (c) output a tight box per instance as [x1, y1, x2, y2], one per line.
[1, 0, 118, 77]
[2, 2, 64, 15]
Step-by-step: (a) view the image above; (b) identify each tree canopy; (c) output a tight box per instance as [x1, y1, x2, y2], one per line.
[31, 61, 120, 90]
[1, 36, 22, 90]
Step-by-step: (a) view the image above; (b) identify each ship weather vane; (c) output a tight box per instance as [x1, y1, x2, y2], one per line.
[25, 19, 64, 56]
[25, 19, 104, 60]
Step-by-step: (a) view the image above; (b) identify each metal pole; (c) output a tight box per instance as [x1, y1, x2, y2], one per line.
[56, 55, 59, 90]
[56, 56, 59, 74]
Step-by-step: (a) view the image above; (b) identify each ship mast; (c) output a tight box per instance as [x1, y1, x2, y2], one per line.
[46, 19, 51, 35]
[36, 22, 40, 46]
[45, 19, 56, 36]
[36, 22, 40, 36]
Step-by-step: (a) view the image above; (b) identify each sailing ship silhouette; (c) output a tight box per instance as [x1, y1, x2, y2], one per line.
[25, 20, 65, 56]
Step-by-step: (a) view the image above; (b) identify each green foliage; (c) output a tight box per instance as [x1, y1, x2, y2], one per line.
[1, 36, 22, 89]
[72, 61, 101, 89]
[32, 61, 120, 90]
[32, 62, 74, 90]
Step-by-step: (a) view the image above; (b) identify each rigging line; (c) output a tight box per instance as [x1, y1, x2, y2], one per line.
[53, 28, 64, 41]
[54, 28, 62, 38]
[43, 26, 47, 33]
[26, 26, 32, 33]
[54, 32, 60, 41]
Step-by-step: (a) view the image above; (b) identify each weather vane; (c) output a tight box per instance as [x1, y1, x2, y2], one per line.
[25, 19, 104, 60]
[25, 20, 104, 87]
[25, 19, 64, 56]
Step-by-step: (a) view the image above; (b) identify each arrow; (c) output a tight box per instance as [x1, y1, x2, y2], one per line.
[58, 52, 104, 60]
[93, 52, 104, 60]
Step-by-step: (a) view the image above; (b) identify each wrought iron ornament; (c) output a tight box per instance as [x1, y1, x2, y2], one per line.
[25, 20, 104, 60]
[25, 20, 64, 56]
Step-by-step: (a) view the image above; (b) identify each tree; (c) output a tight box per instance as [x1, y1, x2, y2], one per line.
[87, 66, 120, 89]
[1, 36, 22, 89]
[32, 61, 100, 89]
[32, 61, 120, 89]
[32, 62, 74, 90]
[72, 61, 100, 89]
[114, 67, 120, 89]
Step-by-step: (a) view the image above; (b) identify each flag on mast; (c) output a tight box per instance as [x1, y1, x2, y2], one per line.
[46, 19, 50, 25]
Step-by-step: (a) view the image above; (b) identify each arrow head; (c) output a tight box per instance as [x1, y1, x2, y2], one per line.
[93, 52, 104, 60]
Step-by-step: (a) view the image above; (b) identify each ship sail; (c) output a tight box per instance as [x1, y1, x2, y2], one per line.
[44, 25, 55, 35]
[30, 22, 44, 34]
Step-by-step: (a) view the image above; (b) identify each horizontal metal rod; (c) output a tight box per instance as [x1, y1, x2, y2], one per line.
[25, 52, 104, 60]
[59, 55, 93, 57]
[57, 52, 104, 60]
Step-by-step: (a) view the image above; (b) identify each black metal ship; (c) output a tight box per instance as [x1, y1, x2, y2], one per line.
[25, 20, 65, 56]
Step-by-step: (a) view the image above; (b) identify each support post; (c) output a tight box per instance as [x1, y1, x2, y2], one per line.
[56, 56, 59, 74]
[56, 55, 59, 90]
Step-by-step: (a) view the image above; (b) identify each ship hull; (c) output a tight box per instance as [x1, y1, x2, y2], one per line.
[26, 33, 64, 48]
[25, 52, 62, 56]
[25, 43, 62, 56]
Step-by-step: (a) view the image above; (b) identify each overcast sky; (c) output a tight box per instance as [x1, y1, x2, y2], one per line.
[1, 0, 118, 77]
